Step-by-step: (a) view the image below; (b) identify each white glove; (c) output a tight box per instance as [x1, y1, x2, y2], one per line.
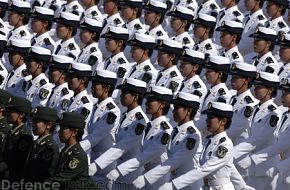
[89, 163, 97, 176]
[242, 185, 256, 190]
[132, 175, 146, 189]
[237, 156, 252, 170]
[159, 182, 174, 190]
[106, 169, 120, 181]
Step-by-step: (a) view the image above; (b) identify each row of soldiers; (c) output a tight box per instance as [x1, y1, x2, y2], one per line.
[1, 0, 290, 189]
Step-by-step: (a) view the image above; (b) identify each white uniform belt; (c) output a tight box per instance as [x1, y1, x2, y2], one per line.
[206, 178, 231, 186]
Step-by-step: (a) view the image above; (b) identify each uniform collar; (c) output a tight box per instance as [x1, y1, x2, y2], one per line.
[97, 97, 113, 110]
[11, 123, 24, 135]
[35, 31, 50, 41]
[54, 82, 69, 92]
[127, 18, 141, 29]
[225, 5, 238, 14]
[270, 16, 283, 23]
[13, 25, 28, 34]
[74, 89, 88, 99]
[14, 63, 26, 73]
[225, 46, 238, 55]
[150, 115, 167, 126]
[250, 9, 263, 18]
[178, 120, 195, 133]
[210, 82, 226, 93]
[174, 31, 189, 40]
[259, 51, 274, 62]
[136, 59, 151, 67]
[163, 65, 178, 76]
[107, 12, 121, 22]
[125, 106, 142, 120]
[258, 99, 275, 111]
[111, 52, 126, 64]
[59, 37, 75, 47]
[149, 25, 163, 35]
[31, 73, 46, 85]
[85, 5, 98, 12]
[199, 38, 212, 46]
[36, 134, 50, 145]
[235, 89, 258, 107]
[203, 0, 217, 7]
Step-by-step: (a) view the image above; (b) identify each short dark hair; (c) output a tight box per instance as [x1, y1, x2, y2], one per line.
[23, 14, 30, 25]
[102, 84, 115, 96]
[74, 128, 84, 141]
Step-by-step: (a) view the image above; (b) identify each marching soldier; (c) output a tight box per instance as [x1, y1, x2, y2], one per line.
[47, 55, 74, 117]
[78, 17, 103, 70]
[59, 0, 84, 16]
[24, 106, 59, 182]
[54, 12, 81, 60]
[196, 0, 220, 15]
[81, 0, 103, 22]
[0, 35, 8, 89]
[277, 32, 290, 81]
[0, 0, 9, 37]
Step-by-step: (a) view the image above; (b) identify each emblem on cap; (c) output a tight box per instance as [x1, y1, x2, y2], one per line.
[32, 108, 38, 114]
[231, 63, 236, 71]
[278, 31, 285, 41]
[207, 102, 212, 109]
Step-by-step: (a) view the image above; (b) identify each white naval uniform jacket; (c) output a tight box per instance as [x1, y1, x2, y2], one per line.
[234, 99, 282, 178]
[115, 116, 172, 188]
[251, 52, 281, 74]
[24, 73, 54, 108]
[171, 32, 195, 49]
[7, 25, 32, 42]
[155, 66, 183, 95]
[68, 89, 93, 135]
[278, 62, 290, 81]
[83, 6, 104, 22]
[171, 131, 234, 190]
[54, 38, 81, 60]
[47, 82, 74, 117]
[219, 46, 244, 63]
[227, 89, 259, 145]
[77, 42, 103, 71]
[143, 121, 202, 190]
[265, 16, 289, 33]
[93, 106, 149, 184]
[193, 38, 218, 55]
[31, 31, 56, 53]
[196, 0, 220, 16]
[0, 62, 8, 89]
[5, 64, 28, 98]
[81, 97, 120, 176]
[59, 0, 84, 16]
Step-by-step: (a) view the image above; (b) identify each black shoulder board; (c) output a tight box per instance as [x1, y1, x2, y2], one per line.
[186, 138, 196, 150]
[205, 43, 212, 50]
[278, 21, 286, 28]
[20, 30, 26, 37]
[257, 15, 264, 20]
[39, 79, 47, 86]
[268, 104, 276, 111]
[270, 115, 279, 127]
[106, 112, 117, 124]
[114, 18, 121, 25]
[88, 56, 98, 66]
[169, 81, 179, 92]
[211, 11, 218, 17]
[68, 43, 76, 50]
[81, 108, 90, 119]
[117, 57, 126, 64]
[183, 37, 190, 44]
[72, 5, 78, 9]
[90, 47, 97, 53]
[265, 66, 274, 73]
[244, 106, 253, 118]
[134, 24, 142, 30]
[217, 97, 226, 103]
[232, 52, 239, 60]
[170, 71, 177, 77]
[81, 96, 89, 104]
[156, 30, 163, 36]
[160, 121, 170, 130]
[61, 87, 69, 95]
[266, 57, 274, 64]
[218, 88, 226, 95]
[244, 96, 253, 103]
[233, 11, 241, 16]
[144, 65, 151, 72]
[193, 81, 201, 88]
[91, 10, 97, 16]
[187, 126, 196, 134]
[106, 102, 115, 110]
[135, 112, 144, 120]
[141, 73, 152, 83]
[135, 123, 145, 135]
[67, 53, 76, 60]
[161, 133, 170, 145]
[44, 38, 51, 46]
[0, 75, 4, 85]
[219, 137, 226, 143]
[193, 90, 202, 97]
[117, 67, 126, 78]
[210, 3, 217, 9]
[21, 69, 28, 77]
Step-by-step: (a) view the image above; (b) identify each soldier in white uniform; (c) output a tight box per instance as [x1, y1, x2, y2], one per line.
[177, 0, 199, 15]
[192, 13, 218, 55]
[59, 0, 84, 16]
[196, 55, 232, 137]
[24, 46, 54, 108]
[239, 0, 267, 61]
[47, 55, 74, 117]
[250, 78, 290, 189]
[100, 26, 131, 86]
[81, 69, 120, 186]
[0, 36, 8, 89]
[179, 49, 207, 119]
[67, 62, 93, 135]
[7, 0, 32, 42]
[89, 79, 149, 190]
[249, 26, 281, 74]
[54, 12, 81, 60]
[234, 72, 282, 190]
[107, 86, 173, 189]
[160, 102, 236, 190]
[81, 0, 103, 22]
[4, 39, 30, 97]
[0, 0, 10, 37]
[167, 6, 195, 49]
[133, 92, 203, 190]
[78, 17, 103, 70]
[127, 33, 158, 87]
[265, 0, 289, 33]
[155, 39, 183, 95]
[196, 0, 220, 16]
[277, 32, 290, 81]
[30, 6, 56, 52]
[216, 20, 244, 63]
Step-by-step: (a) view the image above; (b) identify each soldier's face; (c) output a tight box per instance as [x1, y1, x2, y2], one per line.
[144, 11, 157, 26]
[145, 99, 162, 114]
[103, 1, 116, 15]
[253, 39, 269, 54]
[48, 68, 63, 84]
[231, 75, 246, 90]
[193, 25, 206, 39]
[32, 119, 48, 136]
[170, 17, 183, 32]
[26, 61, 40, 75]
[205, 69, 219, 85]
[245, 0, 257, 11]
[105, 38, 118, 52]
[79, 29, 94, 44]
[81, 0, 92, 7]
[56, 24, 69, 39]
[68, 76, 82, 91]
[121, 6, 134, 21]
[173, 105, 187, 123]
[206, 115, 223, 133]
[180, 61, 195, 78]
[266, 1, 280, 17]
[254, 85, 271, 100]
[6, 109, 21, 125]
[279, 46, 290, 63]
[281, 91, 290, 107]
[8, 11, 20, 26]
[120, 90, 135, 106]
[8, 53, 23, 67]
[220, 0, 232, 8]
[131, 46, 144, 62]
[91, 83, 105, 98]
[58, 127, 75, 143]
[157, 51, 172, 68]
[220, 31, 234, 48]
[31, 18, 44, 33]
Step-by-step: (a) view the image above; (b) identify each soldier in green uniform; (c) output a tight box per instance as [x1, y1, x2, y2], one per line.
[0, 89, 12, 179]
[1, 96, 33, 180]
[45, 112, 96, 189]
[23, 106, 59, 182]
